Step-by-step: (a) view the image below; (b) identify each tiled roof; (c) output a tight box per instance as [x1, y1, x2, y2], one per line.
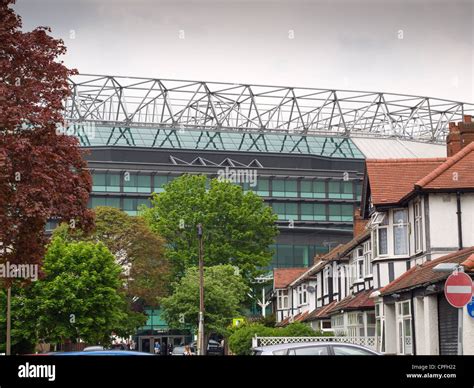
[380, 247, 474, 296]
[462, 253, 474, 271]
[276, 311, 309, 327]
[327, 289, 375, 314]
[366, 158, 445, 205]
[415, 142, 474, 190]
[273, 268, 307, 289]
[304, 301, 338, 321]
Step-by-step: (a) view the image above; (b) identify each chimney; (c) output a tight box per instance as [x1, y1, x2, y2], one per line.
[459, 115, 474, 149]
[447, 115, 473, 157]
[446, 122, 461, 157]
[353, 208, 368, 238]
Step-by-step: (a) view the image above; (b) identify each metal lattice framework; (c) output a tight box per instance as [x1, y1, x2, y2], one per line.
[65, 74, 474, 142]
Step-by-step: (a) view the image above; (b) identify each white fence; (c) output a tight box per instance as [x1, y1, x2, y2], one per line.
[252, 336, 377, 350]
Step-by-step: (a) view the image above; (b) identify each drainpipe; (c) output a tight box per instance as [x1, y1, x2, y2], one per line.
[456, 192, 463, 250]
[410, 291, 417, 356]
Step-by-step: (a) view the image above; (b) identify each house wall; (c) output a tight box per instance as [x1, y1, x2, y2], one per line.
[429, 193, 474, 251]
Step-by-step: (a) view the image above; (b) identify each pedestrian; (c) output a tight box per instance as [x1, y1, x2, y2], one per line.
[154, 341, 161, 355]
[183, 345, 193, 356]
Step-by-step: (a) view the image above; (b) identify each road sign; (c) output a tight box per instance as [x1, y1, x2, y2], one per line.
[467, 296, 474, 318]
[444, 272, 473, 308]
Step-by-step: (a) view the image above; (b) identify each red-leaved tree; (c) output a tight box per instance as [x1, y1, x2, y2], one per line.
[0, 0, 94, 271]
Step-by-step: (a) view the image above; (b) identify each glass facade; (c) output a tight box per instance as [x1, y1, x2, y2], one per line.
[87, 172, 360, 269]
[75, 126, 364, 159]
[268, 244, 329, 268]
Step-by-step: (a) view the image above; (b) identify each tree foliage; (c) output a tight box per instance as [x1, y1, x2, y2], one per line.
[161, 265, 249, 337]
[0, 0, 93, 271]
[0, 237, 146, 349]
[141, 174, 278, 283]
[54, 207, 171, 306]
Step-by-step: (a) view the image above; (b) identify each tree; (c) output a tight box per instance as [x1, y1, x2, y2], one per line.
[53, 207, 171, 306]
[141, 174, 278, 283]
[15, 236, 145, 346]
[161, 265, 249, 341]
[0, 0, 94, 268]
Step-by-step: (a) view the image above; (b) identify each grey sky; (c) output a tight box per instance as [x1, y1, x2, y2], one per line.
[13, 0, 474, 102]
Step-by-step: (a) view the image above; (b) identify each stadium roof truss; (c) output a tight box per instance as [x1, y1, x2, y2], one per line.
[65, 74, 474, 143]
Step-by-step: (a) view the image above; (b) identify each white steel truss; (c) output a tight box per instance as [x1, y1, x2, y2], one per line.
[65, 74, 474, 142]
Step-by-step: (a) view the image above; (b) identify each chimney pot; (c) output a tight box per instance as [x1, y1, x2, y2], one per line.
[463, 115, 472, 123]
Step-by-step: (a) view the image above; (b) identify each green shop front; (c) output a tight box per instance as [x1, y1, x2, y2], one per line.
[134, 308, 193, 354]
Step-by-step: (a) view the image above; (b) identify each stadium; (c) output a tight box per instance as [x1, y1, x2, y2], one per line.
[60, 74, 474, 272]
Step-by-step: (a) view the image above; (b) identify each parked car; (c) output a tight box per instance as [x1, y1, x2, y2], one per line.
[189, 339, 223, 355]
[46, 350, 153, 356]
[171, 346, 195, 356]
[251, 342, 380, 356]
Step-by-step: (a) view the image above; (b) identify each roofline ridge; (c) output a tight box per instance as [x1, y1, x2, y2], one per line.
[416, 142, 474, 188]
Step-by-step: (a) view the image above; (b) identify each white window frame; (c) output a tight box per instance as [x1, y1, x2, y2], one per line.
[414, 200, 423, 253]
[363, 240, 373, 276]
[396, 300, 413, 355]
[393, 208, 409, 256]
[277, 289, 289, 310]
[355, 247, 364, 281]
[375, 303, 385, 353]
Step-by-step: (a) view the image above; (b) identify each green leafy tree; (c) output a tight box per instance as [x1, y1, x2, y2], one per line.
[161, 265, 249, 342]
[23, 237, 145, 346]
[141, 174, 278, 282]
[54, 206, 171, 306]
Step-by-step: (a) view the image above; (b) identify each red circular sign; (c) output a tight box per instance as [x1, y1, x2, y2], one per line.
[444, 272, 473, 308]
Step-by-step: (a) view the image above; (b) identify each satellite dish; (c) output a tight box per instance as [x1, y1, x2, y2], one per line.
[307, 286, 315, 293]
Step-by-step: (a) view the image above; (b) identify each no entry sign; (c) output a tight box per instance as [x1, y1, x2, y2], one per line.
[444, 271, 473, 308]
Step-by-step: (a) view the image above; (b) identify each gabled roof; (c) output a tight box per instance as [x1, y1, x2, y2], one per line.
[365, 158, 445, 206]
[273, 268, 307, 289]
[327, 289, 375, 314]
[380, 247, 474, 296]
[415, 142, 474, 190]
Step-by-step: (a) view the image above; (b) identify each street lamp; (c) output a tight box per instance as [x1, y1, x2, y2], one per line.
[197, 223, 205, 356]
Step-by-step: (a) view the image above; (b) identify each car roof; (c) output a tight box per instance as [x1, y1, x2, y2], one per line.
[252, 342, 375, 352]
[51, 350, 153, 356]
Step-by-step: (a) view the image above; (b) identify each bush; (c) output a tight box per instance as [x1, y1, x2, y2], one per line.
[228, 321, 332, 355]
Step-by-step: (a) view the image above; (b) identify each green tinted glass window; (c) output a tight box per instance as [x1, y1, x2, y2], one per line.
[256, 178, 269, 196]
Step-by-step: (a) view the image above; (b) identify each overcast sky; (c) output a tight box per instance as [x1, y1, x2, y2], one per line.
[13, 0, 474, 102]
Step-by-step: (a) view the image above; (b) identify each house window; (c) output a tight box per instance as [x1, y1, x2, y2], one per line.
[331, 314, 345, 336]
[375, 303, 385, 353]
[373, 213, 388, 257]
[347, 312, 363, 337]
[302, 284, 307, 304]
[396, 300, 413, 355]
[323, 267, 330, 295]
[363, 241, 372, 276]
[277, 289, 289, 310]
[393, 209, 409, 255]
[414, 200, 422, 253]
[355, 248, 364, 281]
